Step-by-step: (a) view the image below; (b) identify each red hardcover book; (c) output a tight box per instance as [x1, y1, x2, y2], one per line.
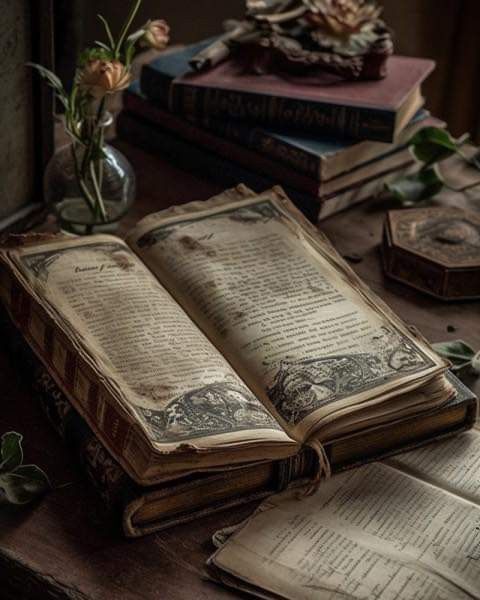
[141, 42, 435, 143]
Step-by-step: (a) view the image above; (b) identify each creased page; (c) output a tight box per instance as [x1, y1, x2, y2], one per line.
[127, 187, 447, 441]
[386, 428, 480, 504]
[2, 235, 293, 479]
[208, 463, 480, 600]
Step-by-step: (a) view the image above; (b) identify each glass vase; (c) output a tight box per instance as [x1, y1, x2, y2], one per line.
[44, 113, 136, 235]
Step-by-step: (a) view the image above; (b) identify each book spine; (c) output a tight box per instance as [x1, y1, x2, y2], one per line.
[0, 305, 137, 517]
[117, 111, 320, 224]
[123, 91, 321, 196]
[202, 118, 322, 181]
[0, 255, 138, 475]
[140, 66, 172, 110]
[126, 88, 322, 180]
[167, 81, 395, 143]
[0, 305, 318, 537]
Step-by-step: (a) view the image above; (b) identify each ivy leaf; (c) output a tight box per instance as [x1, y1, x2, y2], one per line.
[433, 340, 476, 373]
[0, 432, 23, 472]
[409, 127, 458, 165]
[0, 465, 50, 505]
[0, 431, 51, 506]
[385, 167, 444, 207]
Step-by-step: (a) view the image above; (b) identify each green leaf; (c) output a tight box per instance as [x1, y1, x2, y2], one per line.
[0, 432, 23, 472]
[125, 40, 137, 68]
[0, 465, 50, 505]
[97, 13, 115, 50]
[409, 127, 458, 165]
[385, 167, 444, 206]
[126, 28, 146, 46]
[94, 41, 111, 52]
[27, 62, 70, 112]
[114, 0, 143, 58]
[27, 62, 66, 96]
[78, 47, 111, 66]
[433, 340, 476, 373]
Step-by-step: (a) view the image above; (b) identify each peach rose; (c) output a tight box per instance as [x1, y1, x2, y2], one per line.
[79, 60, 132, 98]
[140, 19, 170, 50]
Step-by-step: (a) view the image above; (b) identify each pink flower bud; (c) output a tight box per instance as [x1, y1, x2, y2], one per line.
[140, 20, 170, 50]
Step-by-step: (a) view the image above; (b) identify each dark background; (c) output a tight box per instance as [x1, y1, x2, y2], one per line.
[56, 0, 480, 138]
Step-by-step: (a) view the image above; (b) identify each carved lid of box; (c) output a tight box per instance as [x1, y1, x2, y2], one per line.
[382, 207, 480, 300]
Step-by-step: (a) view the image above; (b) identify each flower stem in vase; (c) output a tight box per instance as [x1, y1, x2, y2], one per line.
[30, 0, 169, 233]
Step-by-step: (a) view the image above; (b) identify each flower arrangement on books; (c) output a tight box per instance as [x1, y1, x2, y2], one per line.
[191, 0, 393, 80]
[29, 0, 169, 234]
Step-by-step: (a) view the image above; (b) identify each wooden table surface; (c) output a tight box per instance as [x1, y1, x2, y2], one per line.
[1, 141, 479, 600]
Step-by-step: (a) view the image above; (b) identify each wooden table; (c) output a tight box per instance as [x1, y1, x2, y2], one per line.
[1, 142, 479, 600]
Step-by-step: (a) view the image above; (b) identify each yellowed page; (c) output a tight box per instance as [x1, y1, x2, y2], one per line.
[386, 428, 480, 503]
[2, 235, 293, 478]
[127, 187, 447, 441]
[209, 462, 480, 599]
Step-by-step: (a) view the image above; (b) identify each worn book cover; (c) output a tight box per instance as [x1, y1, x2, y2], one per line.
[0, 186, 471, 519]
[3, 303, 474, 537]
[116, 112, 414, 223]
[141, 40, 434, 142]
[123, 83, 427, 198]
[125, 81, 438, 182]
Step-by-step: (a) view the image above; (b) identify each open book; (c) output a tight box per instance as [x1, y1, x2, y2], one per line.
[207, 427, 480, 599]
[0, 186, 462, 487]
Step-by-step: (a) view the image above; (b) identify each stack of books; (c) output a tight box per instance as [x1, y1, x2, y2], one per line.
[118, 39, 442, 222]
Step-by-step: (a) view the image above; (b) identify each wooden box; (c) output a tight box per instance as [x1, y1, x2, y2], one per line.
[382, 207, 480, 301]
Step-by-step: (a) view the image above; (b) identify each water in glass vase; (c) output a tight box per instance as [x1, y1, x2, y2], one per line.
[44, 114, 136, 235]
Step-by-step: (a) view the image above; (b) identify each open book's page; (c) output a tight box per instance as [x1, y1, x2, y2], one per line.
[208, 462, 480, 599]
[127, 186, 447, 441]
[0, 235, 295, 483]
[386, 428, 480, 504]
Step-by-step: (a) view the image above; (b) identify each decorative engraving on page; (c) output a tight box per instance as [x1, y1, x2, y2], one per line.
[135, 381, 279, 442]
[136, 201, 280, 249]
[135, 199, 437, 429]
[20, 241, 282, 444]
[267, 327, 431, 424]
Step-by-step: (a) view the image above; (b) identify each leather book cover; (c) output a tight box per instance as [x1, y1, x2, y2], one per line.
[3, 301, 476, 537]
[141, 40, 435, 142]
[123, 84, 416, 198]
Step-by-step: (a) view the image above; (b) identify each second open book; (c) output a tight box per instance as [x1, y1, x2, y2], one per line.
[0, 186, 461, 485]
